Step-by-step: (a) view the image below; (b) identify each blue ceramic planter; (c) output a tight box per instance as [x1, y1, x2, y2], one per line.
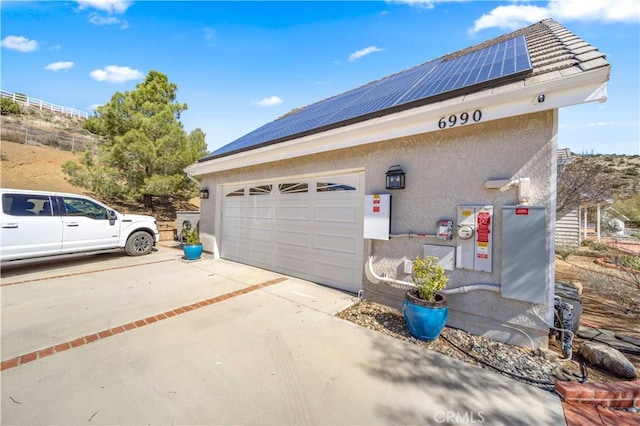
[183, 244, 203, 260]
[403, 291, 448, 341]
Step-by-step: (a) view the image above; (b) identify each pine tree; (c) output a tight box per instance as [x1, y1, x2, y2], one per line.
[63, 71, 207, 208]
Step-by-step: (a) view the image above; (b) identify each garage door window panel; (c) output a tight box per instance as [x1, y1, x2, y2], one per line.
[278, 183, 308, 194]
[226, 188, 245, 197]
[316, 182, 356, 192]
[249, 185, 272, 195]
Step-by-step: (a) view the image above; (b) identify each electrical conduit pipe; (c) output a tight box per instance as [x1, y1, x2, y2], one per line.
[366, 257, 539, 350]
[366, 257, 501, 294]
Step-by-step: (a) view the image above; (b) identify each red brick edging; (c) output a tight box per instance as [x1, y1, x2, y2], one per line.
[555, 380, 640, 408]
[0, 277, 287, 372]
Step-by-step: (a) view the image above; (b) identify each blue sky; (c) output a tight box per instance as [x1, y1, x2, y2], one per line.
[2, 0, 639, 155]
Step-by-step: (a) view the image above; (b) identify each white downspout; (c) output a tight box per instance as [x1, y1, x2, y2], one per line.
[186, 171, 200, 187]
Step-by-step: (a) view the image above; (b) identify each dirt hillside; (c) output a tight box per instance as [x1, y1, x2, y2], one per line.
[1, 140, 199, 227]
[1, 141, 88, 194]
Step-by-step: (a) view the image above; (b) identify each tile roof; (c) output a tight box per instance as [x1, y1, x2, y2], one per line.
[200, 19, 609, 162]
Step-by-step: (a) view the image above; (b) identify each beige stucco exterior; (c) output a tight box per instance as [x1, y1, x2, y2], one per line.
[196, 109, 558, 349]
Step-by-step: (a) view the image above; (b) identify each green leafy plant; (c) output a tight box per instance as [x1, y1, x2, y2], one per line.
[555, 244, 576, 260]
[581, 239, 609, 252]
[182, 226, 200, 245]
[1, 97, 21, 115]
[412, 256, 449, 301]
[618, 255, 640, 272]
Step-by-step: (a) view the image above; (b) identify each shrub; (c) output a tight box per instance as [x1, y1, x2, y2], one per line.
[412, 256, 448, 301]
[581, 239, 609, 252]
[555, 244, 576, 260]
[1, 98, 21, 115]
[182, 227, 200, 245]
[618, 255, 640, 272]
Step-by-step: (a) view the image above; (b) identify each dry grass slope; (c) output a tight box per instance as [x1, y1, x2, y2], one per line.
[1, 105, 199, 225]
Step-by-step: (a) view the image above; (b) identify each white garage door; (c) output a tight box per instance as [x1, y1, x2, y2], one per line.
[221, 172, 364, 293]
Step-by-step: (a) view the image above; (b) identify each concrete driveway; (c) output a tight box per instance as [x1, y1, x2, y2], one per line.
[1, 244, 565, 425]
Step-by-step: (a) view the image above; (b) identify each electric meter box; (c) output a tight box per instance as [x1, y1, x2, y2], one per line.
[363, 194, 391, 240]
[455, 205, 493, 272]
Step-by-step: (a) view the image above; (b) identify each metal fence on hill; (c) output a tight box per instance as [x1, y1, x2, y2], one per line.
[2, 122, 98, 152]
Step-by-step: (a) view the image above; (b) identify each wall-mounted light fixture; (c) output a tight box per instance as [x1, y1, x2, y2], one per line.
[200, 188, 209, 199]
[385, 165, 406, 190]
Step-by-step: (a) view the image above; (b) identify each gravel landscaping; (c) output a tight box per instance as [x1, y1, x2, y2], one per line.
[336, 299, 583, 392]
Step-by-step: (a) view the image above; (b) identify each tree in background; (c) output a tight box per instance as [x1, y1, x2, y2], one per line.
[614, 196, 640, 228]
[556, 155, 616, 217]
[63, 71, 207, 208]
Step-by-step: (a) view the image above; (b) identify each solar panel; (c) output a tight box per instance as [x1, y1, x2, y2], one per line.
[204, 35, 532, 160]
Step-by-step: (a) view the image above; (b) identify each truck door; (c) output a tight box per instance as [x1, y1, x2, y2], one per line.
[59, 195, 120, 253]
[0, 193, 62, 261]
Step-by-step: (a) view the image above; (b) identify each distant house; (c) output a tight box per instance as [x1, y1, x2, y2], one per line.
[186, 19, 610, 349]
[555, 149, 581, 250]
[556, 210, 581, 249]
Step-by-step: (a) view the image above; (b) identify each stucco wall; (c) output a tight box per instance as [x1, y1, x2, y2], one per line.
[198, 110, 558, 348]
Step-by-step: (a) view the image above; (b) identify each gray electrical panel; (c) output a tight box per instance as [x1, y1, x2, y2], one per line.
[501, 206, 547, 304]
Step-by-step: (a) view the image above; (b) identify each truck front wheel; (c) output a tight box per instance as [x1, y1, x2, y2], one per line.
[125, 231, 154, 256]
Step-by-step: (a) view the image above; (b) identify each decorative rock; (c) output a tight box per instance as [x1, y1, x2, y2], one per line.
[616, 334, 640, 348]
[578, 326, 640, 355]
[536, 348, 559, 362]
[579, 342, 638, 379]
[578, 326, 615, 340]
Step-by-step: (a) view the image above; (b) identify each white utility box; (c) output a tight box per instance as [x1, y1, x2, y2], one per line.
[424, 245, 455, 271]
[363, 194, 391, 240]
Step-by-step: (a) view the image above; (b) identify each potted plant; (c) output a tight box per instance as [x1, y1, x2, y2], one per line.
[403, 256, 449, 341]
[182, 226, 203, 261]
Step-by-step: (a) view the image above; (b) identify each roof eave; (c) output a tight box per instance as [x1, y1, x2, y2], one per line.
[185, 66, 610, 177]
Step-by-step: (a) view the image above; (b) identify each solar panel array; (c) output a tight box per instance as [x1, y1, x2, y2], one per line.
[205, 35, 532, 160]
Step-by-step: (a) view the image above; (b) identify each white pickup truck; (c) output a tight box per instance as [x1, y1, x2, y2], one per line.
[1, 188, 160, 263]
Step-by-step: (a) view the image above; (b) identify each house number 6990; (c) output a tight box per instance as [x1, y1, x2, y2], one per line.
[438, 110, 482, 129]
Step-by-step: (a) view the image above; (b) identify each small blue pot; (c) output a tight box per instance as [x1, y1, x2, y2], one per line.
[403, 290, 448, 341]
[183, 244, 203, 260]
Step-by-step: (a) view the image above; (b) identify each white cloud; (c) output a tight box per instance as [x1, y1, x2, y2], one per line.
[89, 65, 143, 83]
[472, 5, 550, 32]
[349, 46, 385, 62]
[472, 0, 640, 33]
[386, 0, 468, 9]
[548, 0, 640, 22]
[89, 13, 127, 27]
[1, 35, 39, 52]
[76, 0, 131, 14]
[252, 96, 283, 107]
[45, 61, 75, 71]
[76, 1, 130, 27]
[386, 0, 437, 9]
